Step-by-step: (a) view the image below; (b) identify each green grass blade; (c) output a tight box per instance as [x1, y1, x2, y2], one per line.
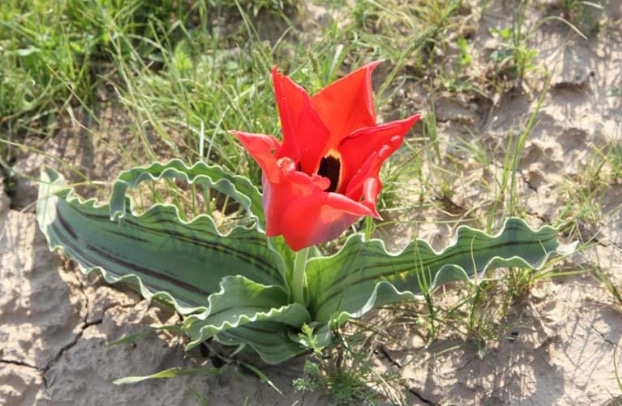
[307, 218, 576, 323]
[114, 367, 221, 385]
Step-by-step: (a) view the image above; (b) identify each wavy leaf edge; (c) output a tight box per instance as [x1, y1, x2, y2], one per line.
[315, 218, 576, 264]
[108, 158, 265, 229]
[37, 166, 577, 365]
[309, 218, 577, 325]
[37, 167, 275, 315]
[182, 275, 311, 350]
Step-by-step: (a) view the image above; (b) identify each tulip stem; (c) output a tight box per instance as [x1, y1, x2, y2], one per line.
[292, 247, 310, 305]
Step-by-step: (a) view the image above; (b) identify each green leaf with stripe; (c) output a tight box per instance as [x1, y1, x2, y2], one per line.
[182, 276, 311, 363]
[106, 158, 295, 279]
[109, 159, 265, 229]
[37, 164, 284, 315]
[306, 219, 576, 324]
[36, 159, 575, 366]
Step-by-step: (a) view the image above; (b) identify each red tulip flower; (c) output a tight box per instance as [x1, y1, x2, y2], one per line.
[233, 61, 421, 251]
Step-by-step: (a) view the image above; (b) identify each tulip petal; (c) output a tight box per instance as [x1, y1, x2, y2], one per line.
[261, 168, 330, 238]
[279, 192, 376, 251]
[338, 113, 421, 195]
[310, 61, 382, 149]
[344, 150, 384, 214]
[272, 68, 330, 172]
[235, 62, 422, 251]
[232, 131, 281, 183]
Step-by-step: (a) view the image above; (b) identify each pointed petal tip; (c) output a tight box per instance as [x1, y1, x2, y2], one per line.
[406, 112, 423, 125]
[395, 112, 423, 135]
[351, 59, 384, 80]
[271, 66, 281, 80]
[369, 206, 382, 220]
[229, 129, 243, 138]
[364, 59, 384, 70]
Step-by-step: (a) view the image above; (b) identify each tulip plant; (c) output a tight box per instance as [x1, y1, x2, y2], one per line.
[37, 61, 573, 365]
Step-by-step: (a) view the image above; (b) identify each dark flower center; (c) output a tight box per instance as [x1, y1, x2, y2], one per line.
[317, 152, 342, 193]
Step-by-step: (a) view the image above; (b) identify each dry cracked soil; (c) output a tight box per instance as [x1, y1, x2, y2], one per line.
[2, 1, 622, 405]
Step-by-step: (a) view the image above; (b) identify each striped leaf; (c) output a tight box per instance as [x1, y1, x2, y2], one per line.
[36, 160, 574, 365]
[37, 165, 283, 314]
[306, 219, 576, 324]
[106, 158, 297, 278]
[182, 275, 311, 363]
[109, 159, 265, 229]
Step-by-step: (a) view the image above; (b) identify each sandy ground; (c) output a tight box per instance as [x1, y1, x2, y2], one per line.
[2, 1, 622, 405]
